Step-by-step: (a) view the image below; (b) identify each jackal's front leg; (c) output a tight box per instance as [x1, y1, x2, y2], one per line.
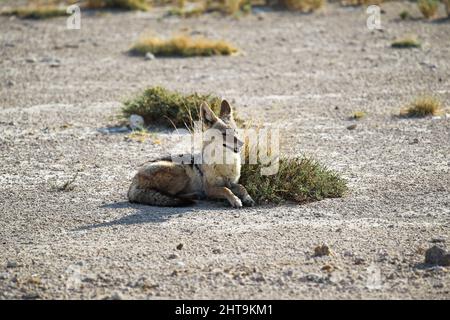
[205, 186, 243, 208]
[229, 183, 255, 207]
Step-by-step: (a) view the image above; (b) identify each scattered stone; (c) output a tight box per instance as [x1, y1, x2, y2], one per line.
[25, 57, 37, 63]
[65, 44, 79, 49]
[176, 243, 183, 250]
[168, 253, 179, 260]
[129, 114, 145, 130]
[284, 269, 294, 277]
[97, 126, 129, 134]
[314, 244, 331, 257]
[145, 52, 156, 60]
[343, 250, 354, 257]
[22, 292, 39, 300]
[300, 273, 328, 284]
[212, 248, 222, 254]
[354, 257, 365, 265]
[109, 291, 125, 300]
[0, 273, 9, 280]
[6, 80, 14, 87]
[425, 245, 450, 266]
[431, 237, 446, 244]
[40, 57, 61, 67]
[6, 261, 18, 268]
[347, 124, 357, 130]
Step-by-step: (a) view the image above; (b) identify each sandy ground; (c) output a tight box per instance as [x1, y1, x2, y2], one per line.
[1, 2, 450, 299]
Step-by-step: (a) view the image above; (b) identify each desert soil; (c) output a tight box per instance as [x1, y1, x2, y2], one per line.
[1, 2, 449, 299]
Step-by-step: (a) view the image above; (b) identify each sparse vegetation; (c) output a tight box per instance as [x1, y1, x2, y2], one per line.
[417, 0, 439, 19]
[166, 0, 251, 17]
[399, 10, 410, 20]
[122, 86, 230, 129]
[351, 111, 366, 120]
[167, 5, 205, 17]
[240, 155, 347, 204]
[391, 36, 421, 49]
[85, 0, 150, 10]
[125, 129, 161, 143]
[280, 0, 325, 12]
[129, 35, 238, 57]
[401, 95, 443, 117]
[0, 5, 68, 19]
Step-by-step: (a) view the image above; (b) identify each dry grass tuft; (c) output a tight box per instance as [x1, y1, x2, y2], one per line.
[129, 35, 238, 57]
[401, 95, 443, 117]
[391, 36, 421, 49]
[350, 111, 366, 120]
[0, 5, 68, 19]
[417, 0, 439, 19]
[445, 0, 450, 17]
[85, 0, 150, 11]
[280, 0, 325, 12]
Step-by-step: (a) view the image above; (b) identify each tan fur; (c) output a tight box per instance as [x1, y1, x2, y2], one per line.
[128, 100, 255, 208]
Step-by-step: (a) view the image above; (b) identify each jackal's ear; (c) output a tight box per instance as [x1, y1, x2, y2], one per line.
[200, 102, 217, 125]
[219, 100, 232, 120]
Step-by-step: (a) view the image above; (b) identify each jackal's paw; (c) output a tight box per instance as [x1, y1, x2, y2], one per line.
[242, 196, 255, 207]
[229, 196, 243, 208]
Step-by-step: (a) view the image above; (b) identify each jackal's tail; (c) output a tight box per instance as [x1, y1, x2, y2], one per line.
[127, 181, 193, 207]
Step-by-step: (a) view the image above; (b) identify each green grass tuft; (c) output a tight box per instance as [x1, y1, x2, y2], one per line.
[129, 35, 238, 57]
[391, 36, 421, 49]
[0, 5, 68, 19]
[122, 86, 241, 129]
[399, 10, 410, 20]
[401, 95, 443, 117]
[240, 156, 347, 204]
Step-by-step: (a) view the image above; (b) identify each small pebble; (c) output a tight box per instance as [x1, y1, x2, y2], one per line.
[145, 52, 156, 60]
[176, 243, 183, 250]
[425, 245, 450, 266]
[168, 253, 178, 260]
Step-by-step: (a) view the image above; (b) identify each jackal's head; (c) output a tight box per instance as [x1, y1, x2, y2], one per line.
[200, 100, 243, 153]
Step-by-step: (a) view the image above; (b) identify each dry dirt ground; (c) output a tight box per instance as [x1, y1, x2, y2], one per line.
[1, 2, 449, 299]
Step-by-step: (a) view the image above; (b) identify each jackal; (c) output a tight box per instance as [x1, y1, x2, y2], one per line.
[127, 100, 255, 208]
